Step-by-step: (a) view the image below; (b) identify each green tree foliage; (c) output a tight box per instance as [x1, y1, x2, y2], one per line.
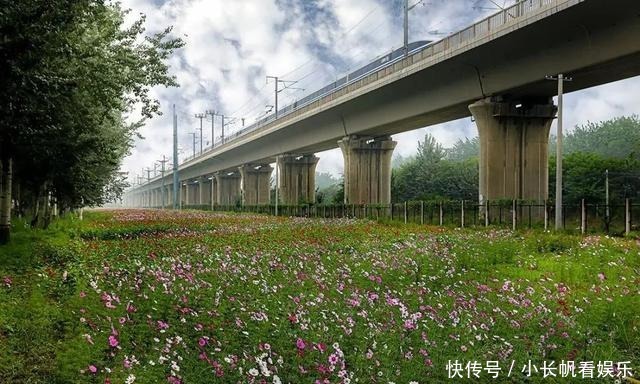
[0, 0, 183, 241]
[549, 153, 640, 205]
[564, 115, 640, 158]
[392, 133, 479, 202]
[315, 173, 343, 205]
[446, 137, 479, 161]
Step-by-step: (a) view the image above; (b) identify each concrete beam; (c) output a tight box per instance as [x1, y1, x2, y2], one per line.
[239, 164, 273, 206]
[278, 154, 319, 205]
[469, 97, 556, 204]
[339, 135, 396, 205]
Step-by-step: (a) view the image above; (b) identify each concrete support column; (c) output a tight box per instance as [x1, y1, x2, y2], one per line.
[182, 182, 188, 207]
[338, 135, 396, 205]
[201, 177, 212, 207]
[210, 176, 217, 208]
[198, 178, 204, 206]
[278, 154, 319, 205]
[215, 171, 241, 206]
[469, 98, 557, 204]
[239, 164, 274, 206]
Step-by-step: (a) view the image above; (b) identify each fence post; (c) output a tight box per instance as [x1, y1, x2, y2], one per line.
[544, 200, 548, 231]
[512, 200, 516, 231]
[420, 201, 424, 225]
[439, 202, 444, 226]
[461, 200, 465, 228]
[626, 198, 631, 236]
[581, 199, 586, 235]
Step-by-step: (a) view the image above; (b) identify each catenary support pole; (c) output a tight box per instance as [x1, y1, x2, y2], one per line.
[172, 105, 179, 209]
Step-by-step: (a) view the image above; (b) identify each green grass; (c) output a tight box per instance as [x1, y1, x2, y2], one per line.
[0, 210, 638, 383]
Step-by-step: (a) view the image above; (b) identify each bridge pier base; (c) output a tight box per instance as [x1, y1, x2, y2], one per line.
[339, 135, 396, 205]
[278, 154, 319, 205]
[215, 171, 241, 206]
[239, 164, 273, 206]
[469, 98, 556, 215]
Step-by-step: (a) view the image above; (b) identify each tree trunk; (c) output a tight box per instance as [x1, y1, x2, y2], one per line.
[0, 156, 13, 245]
[36, 184, 46, 228]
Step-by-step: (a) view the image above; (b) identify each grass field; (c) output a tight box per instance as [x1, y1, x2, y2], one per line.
[0, 210, 638, 383]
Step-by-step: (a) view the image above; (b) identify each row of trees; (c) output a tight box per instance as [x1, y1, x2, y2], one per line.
[391, 115, 640, 204]
[315, 116, 640, 206]
[0, 0, 183, 243]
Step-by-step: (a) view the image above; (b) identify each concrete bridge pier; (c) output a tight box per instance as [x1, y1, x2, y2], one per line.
[469, 97, 557, 214]
[215, 171, 241, 206]
[209, 176, 217, 208]
[278, 154, 319, 205]
[338, 135, 396, 205]
[239, 164, 273, 205]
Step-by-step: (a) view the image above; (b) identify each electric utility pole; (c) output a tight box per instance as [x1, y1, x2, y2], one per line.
[145, 168, 153, 208]
[404, 0, 425, 57]
[206, 110, 215, 147]
[195, 113, 205, 154]
[173, 104, 179, 209]
[266, 76, 304, 119]
[158, 156, 168, 209]
[189, 132, 197, 158]
[546, 73, 572, 230]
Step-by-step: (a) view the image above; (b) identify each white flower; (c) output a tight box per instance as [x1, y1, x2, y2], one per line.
[249, 368, 259, 377]
[273, 375, 282, 384]
[125, 374, 136, 384]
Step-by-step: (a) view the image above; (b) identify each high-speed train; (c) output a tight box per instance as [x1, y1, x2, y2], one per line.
[219, 40, 433, 146]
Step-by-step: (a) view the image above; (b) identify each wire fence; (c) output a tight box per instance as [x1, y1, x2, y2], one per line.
[171, 199, 638, 235]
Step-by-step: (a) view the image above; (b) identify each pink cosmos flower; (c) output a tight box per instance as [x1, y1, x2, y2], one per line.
[108, 334, 119, 348]
[328, 353, 339, 365]
[3, 276, 12, 288]
[296, 338, 306, 350]
[198, 337, 207, 347]
[404, 319, 416, 330]
[88, 365, 98, 374]
[79, 291, 87, 298]
[598, 272, 606, 281]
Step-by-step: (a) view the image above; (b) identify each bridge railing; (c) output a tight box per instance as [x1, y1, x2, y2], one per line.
[168, 199, 637, 235]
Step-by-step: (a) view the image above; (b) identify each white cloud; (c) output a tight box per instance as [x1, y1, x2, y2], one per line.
[120, 0, 640, 182]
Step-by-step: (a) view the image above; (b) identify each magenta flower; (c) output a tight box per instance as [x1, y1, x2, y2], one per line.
[108, 334, 119, 348]
[296, 338, 306, 350]
[198, 337, 207, 347]
[88, 365, 98, 374]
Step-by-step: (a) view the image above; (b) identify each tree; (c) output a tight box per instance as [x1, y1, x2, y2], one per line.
[549, 152, 640, 205]
[565, 116, 640, 159]
[0, 0, 184, 243]
[447, 137, 479, 161]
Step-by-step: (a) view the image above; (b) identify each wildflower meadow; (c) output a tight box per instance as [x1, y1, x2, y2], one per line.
[0, 210, 638, 383]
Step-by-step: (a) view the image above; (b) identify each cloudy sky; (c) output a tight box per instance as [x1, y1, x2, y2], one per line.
[120, 0, 640, 181]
